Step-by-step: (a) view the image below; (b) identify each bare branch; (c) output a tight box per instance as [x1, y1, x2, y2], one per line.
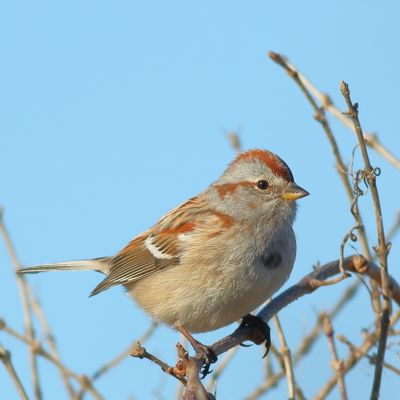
[204, 255, 399, 365]
[322, 314, 347, 400]
[340, 82, 391, 400]
[29, 293, 76, 398]
[0, 208, 42, 399]
[1, 320, 104, 400]
[0, 344, 29, 400]
[270, 53, 400, 169]
[130, 342, 187, 384]
[273, 316, 296, 400]
[315, 311, 400, 400]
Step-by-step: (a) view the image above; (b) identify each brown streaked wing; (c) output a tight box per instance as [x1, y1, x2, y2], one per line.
[90, 235, 180, 296]
[89, 196, 229, 296]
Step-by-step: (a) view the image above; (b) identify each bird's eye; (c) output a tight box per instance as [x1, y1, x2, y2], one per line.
[256, 180, 269, 190]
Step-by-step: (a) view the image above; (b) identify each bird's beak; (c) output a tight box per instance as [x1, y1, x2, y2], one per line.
[282, 183, 309, 201]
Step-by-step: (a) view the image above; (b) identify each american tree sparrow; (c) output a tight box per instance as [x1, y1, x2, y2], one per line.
[20, 149, 308, 373]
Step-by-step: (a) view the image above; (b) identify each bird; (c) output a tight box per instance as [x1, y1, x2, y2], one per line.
[19, 149, 308, 374]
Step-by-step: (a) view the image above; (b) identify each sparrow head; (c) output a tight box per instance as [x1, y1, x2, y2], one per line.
[209, 149, 309, 224]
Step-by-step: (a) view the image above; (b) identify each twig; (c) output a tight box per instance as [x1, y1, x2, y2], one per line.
[177, 344, 214, 400]
[226, 131, 242, 153]
[366, 353, 400, 376]
[130, 342, 187, 384]
[242, 281, 358, 400]
[294, 281, 359, 362]
[340, 81, 391, 400]
[0, 344, 29, 400]
[29, 292, 76, 398]
[322, 314, 347, 400]
[272, 316, 296, 400]
[271, 53, 400, 170]
[268, 51, 373, 271]
[92, 321, 157, 381]
[77, 322, 158, 400]
[315, 311, 400, 400]
[0, 208, 42, 399]
[1, 321, 104, 400]
[268, 51, 385, 317]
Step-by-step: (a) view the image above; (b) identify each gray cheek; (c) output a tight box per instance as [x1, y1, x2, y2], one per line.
[260, 252, 282, 269]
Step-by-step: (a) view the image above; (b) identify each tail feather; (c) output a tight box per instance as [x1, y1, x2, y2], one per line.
[18, 257, 111, 275]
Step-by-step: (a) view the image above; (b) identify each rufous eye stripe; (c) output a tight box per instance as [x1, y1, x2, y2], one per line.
[214, 181, 254, 199]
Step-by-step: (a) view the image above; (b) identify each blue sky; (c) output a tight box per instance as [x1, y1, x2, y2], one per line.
[1, 1, 399, 399]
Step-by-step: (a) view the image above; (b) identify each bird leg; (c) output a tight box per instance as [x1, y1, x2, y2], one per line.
[236, 314, 271, 357]
[176, 324, 217, 378]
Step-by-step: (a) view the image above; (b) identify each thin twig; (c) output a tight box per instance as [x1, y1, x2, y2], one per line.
[77, 322, 158, 400]
[29, 292, 77, 398]
[268, 51, 385, 317]
[322, 314, 347, 400]
[365, 353, 400, 376]
[226, 131, 242, 153]
[315, 311, 400, 400]
[93, 321, 157, 381]
[177, 344, 214, 400]
[340, 81, 391, 400]
[130, 342, 187, 384]
[272, 316, 296, 400]
[0, 208, 42, 399]
[1, 321, 104, 400]
[275, 54, 400, 170]
[0, 344, 29, 400]
[294, 281, 359, 362]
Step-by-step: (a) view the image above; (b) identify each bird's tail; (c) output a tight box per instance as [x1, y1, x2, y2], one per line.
[18, 257, 111, 275]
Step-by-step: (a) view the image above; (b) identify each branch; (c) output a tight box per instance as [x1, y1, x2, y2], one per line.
[0, 320, 104, 400]
[202, 255, 399, 364]
[322, 314, 347, 400]
[315, 311, 400, 399]
[0, 208, 42, 399]
[340, 82, 391, 400]
[272, 316, 296, 400]
[0, 344, 29, 400]
[268, 52, 400, 170]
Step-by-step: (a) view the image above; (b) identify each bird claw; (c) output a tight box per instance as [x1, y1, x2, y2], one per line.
[237, 314, 271, 357]
[192, 342, 217, 378]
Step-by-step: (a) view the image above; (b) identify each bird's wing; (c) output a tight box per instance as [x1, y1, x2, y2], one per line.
[90, 197, 226, 296]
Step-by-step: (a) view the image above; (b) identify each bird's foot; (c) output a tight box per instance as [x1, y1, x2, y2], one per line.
[176, 324, 217, 378]
[237, 314, 271, 357]
[191, 340, 218, 378]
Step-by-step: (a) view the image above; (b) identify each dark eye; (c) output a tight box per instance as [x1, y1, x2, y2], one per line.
[256, 180, 269, 190]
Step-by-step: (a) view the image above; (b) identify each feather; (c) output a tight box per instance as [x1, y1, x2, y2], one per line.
[18, 257, 110, 274]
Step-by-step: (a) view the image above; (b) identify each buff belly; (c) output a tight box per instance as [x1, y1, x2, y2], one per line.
[126, 256, 291, 333]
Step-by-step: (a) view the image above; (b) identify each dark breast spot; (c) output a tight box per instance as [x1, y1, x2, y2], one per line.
[261, 252, 282, 268]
